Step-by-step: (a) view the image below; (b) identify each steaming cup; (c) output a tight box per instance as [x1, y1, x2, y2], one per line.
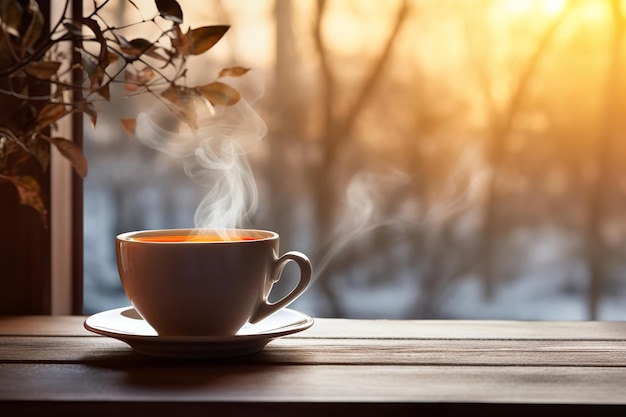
[116, 228, 312, 336]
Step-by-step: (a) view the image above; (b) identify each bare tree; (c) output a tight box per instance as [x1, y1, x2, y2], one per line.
[472, 2, 573, 298]
[306, 0, 412, 316]
[586, 0, 624, 319]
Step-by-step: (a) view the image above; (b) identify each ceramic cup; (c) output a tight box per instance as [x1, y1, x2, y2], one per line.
[116, 228, 312, 336]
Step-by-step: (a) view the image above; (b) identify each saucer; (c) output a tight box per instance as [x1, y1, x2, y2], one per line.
[84, 306, 313, 359]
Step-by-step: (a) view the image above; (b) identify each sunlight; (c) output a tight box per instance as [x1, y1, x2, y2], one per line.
[495, 0, 565, 18]
[80, 0, 626, 321]
[543, 0, 566, 16]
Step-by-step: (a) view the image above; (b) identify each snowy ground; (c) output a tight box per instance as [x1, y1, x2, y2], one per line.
[83, 184, 626, 320]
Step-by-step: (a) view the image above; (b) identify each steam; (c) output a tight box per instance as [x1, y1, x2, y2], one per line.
[134, 81, 267, 231]
[314, 170, 414, 280]
[314, 164, 488, 281]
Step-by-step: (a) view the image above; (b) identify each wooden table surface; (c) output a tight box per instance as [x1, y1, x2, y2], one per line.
[1, 315, 625, 416]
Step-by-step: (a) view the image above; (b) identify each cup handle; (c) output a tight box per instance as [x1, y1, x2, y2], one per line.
[249, 251, 312, 324]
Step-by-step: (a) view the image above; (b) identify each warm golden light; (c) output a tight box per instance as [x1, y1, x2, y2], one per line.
[83, 0, 626, 321]
[543, 0, 566, 16]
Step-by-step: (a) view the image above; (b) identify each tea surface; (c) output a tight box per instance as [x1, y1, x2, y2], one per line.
[132, 235, 257, 243]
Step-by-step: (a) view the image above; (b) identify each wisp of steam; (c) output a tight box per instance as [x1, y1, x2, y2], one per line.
[134, 78, 267, 233]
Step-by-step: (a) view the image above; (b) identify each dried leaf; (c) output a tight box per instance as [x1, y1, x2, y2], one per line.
[155, 0, 183, 24]
[88, 109, 97, 127]
[79, 17, 108, 63]
[84, 50, 118, 89]
[24, 61, 61, 79]
[22, 2, 44, 50]
[63, 22, 82, 36]
[161, 84, 200, 128]
[161, 84, 185, 102]
[29, 135, 49, 171]
[78, 18, 109, 86]
[195, 81, 240, 106]
[120, 37, 168, 61]
[6, 175, 47, 226]
[35, 103, 66, 131]
[120, 118, 137, 136]
[88, 64, 105, 89]
[120, 37, 150, 56]
[218, 66, 251, 78]
[124, 68, 154, 91]
[96, 83, 110, 101]
[51, 137, 88, 178]
[75, 102, 98, 128]
[170, 24, 189, 56]
[124, 71, 139, 92]
[0, 0, 24, 37]
[185, 25, 229, 55]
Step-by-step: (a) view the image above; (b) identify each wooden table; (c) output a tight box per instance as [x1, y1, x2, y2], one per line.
[1, 316, 625, 416]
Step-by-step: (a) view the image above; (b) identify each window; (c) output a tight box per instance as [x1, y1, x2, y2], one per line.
[83, 0, 626, 320]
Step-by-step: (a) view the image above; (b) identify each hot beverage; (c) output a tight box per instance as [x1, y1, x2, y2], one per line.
[116, 228, 312, 336]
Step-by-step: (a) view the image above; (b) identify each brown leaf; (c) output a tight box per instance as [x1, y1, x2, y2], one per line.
[29, 136, 50, 171]
[120, 118, 137, 136]
[161, 84, 200, 128]
[155, 0, 183, 24]
[195, 81, 240, 106]
[84, 50, 118, 89]
[51, 137, 88, 178]
[121, 38, 168, 62]
[124, 71, 139, 92]
[161, 84, 187, 103]
[22, 3, 44, 50]
[88, 65, 105, 89]
[96, 83, 110, 101]
[83, 104, 98, 128]
[0, 0, 24, 37]
[105, 50, 119, 66]
[24, 61, 62, 79]
[5, 175, 48, 227]
[120, 37, 151, 57]
[35, 103, 66, 131]
[124, 68, 155, 91]
[185, 25, 229, 55]
[63, 22, 82, 36]
[77, 18, 116, 94]
[170, 24, 188, 56]
[78, 17, 108, 65]
[218, 66, 251, 78]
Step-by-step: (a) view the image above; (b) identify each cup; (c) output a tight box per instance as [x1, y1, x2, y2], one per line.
[116, 228, 312, 336]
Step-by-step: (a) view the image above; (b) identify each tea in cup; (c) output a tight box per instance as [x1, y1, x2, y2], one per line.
[116, 228, 312, 336]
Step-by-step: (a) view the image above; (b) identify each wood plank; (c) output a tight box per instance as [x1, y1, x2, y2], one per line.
[1, 336, 626, 367]
[0, 363, 624, 405]
[304, 319, 626, 340]
[2, 317, 626, 340]
[0, 316, 90, 336]
[263, 338, 626, 367]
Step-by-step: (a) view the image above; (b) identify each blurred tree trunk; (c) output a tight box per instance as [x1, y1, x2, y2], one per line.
[585, 0, 624, 320]
[478, 5, 571, 298]
[267, 0, 299, 236]
[309, 0, 410, 316]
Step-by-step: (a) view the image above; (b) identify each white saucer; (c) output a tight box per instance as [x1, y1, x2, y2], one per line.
[84, 306, 314, 359]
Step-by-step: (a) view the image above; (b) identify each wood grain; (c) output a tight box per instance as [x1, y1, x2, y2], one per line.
[1, 336, 626, 367]
[0, 363, 624, 404]
[2, 316, 626, 339]
[0, 316, 625, 416]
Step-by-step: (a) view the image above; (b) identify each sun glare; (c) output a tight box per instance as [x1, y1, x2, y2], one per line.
[498, 0, 565, 17]
[543, 0, 566, 16]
